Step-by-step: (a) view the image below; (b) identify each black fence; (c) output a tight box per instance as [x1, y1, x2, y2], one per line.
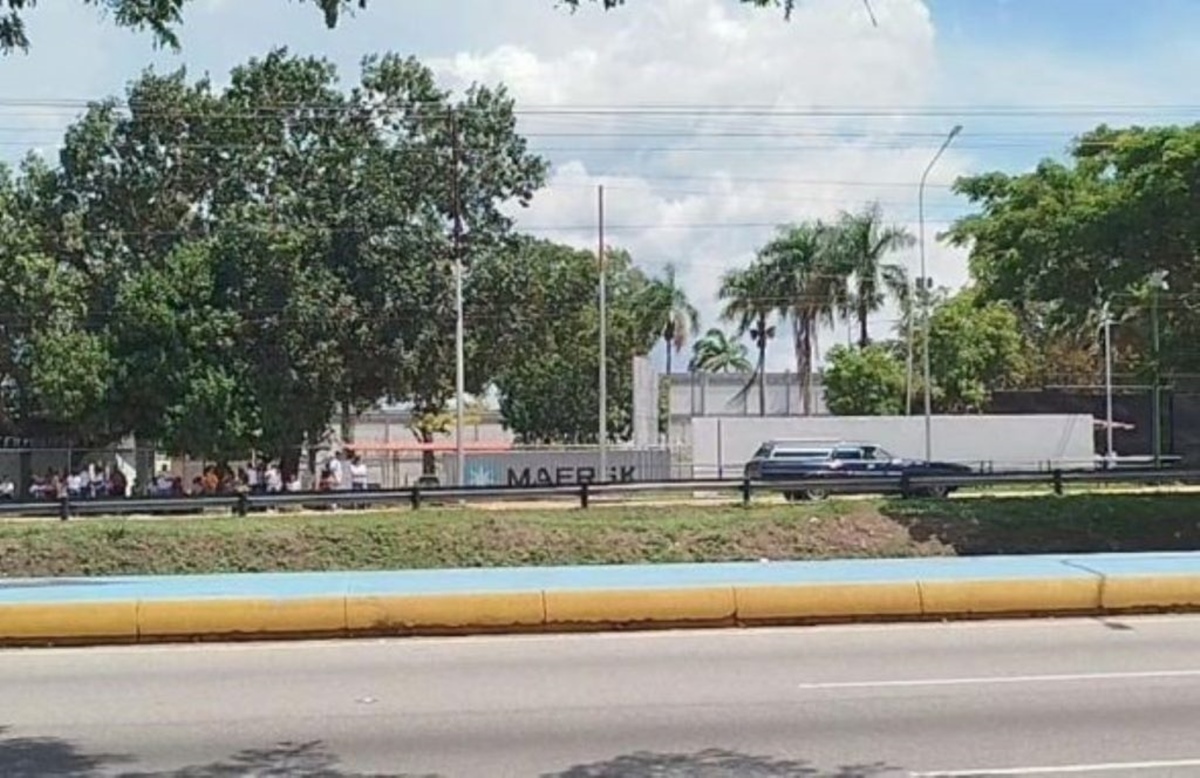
[2, 468, 1199, 520]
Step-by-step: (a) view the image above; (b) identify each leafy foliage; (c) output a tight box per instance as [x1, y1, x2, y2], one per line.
[689, 329, 752, 374]
[482, 239, 663, 444]
[822, 344, 906, 416]
[3, 49, 544, 473]
[948, 123, 1200, 381]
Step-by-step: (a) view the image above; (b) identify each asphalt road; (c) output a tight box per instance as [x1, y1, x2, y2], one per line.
[4, 616, 1200, 777]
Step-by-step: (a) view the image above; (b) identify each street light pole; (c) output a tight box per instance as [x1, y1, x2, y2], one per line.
[598, 185, 608, 482]
[919, 124, 962, 462]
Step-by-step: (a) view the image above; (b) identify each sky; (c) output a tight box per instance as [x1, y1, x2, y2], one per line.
[3, 0, 1199, 372]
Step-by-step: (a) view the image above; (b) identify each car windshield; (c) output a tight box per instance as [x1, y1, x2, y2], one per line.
[868, 447, 895, 461]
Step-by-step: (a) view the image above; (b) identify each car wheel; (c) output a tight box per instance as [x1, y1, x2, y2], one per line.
[801, 489, 830, 502]
[922, 486, 949, 499]
[782, 491, 801, 503]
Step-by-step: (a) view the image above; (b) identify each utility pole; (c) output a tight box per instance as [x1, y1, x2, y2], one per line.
[919, 124, 962, 462]
[450, 109, 466, 486]
[1101, 303, 1114, 467]
[598, 185, 608, 482]
[1149, 270, 1168, 468]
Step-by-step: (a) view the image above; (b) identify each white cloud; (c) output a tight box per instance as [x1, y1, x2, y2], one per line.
[437, 0, 954, 370]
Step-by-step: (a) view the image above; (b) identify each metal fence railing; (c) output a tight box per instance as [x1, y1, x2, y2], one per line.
[1, 467, 1198, 520]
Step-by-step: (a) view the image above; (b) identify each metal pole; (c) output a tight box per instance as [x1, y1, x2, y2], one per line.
[598, 185, 608, 482]
[905, 282, 914, 415]
[1102, 304, 1114, 465]
[450, 109, 466, 486]
[920, 124, 962, 462]
[1151, 281, 1161, 468]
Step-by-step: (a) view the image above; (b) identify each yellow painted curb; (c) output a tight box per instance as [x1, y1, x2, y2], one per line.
[919, 577, 1100, 615]
[138, 597, 346, 638]
[735, 582, 923, 622]
[0, 602, 138, 642]
[544, 587, 736, 626]
[1101, 575, 1200, 610]
[346, 593, 544, 631]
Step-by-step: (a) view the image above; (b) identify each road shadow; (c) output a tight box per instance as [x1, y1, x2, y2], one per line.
[880, 493, 1200, 555]
[0, 731, 436, 778]
[0, 726, 130, 777]
[119, 740, 438, 777]
[543, 748, 900, 777]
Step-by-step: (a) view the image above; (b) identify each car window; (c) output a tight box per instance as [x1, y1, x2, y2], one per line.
[771, 449, 830, 460]
[866, 447, 894, 461]
[751, 445, 772, 460]
[832, 448, 863, 460]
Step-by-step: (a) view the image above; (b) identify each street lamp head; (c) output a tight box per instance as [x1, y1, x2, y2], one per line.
[949, 124, 963, 139]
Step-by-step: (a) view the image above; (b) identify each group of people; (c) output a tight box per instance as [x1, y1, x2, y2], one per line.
[25, 465, 128, 501]
[316, 450, 371, 492]
[3, 449, 373, 502]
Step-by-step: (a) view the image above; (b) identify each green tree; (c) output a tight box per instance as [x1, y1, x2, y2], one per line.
[718, 262, 777, 416]
[947, 123, 1200, 379]
[0, 162, 113, 448]
[830, 202, 913, 348]
[758, 221, 846, 415]
[644, 263, 700, 381]
[478, 239, 661, 444]
[14, 49, 544, 477]
[923, 290, 1029, 413]
[822, 344, 906, 416]
[689, 329, 752, 374]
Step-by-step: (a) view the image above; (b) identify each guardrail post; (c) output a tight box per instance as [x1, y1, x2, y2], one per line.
[900, 472, 911, 498]
[58, 494, 70, 522]
[740, 478, 751, 507]
[1052, 469, 1064, 496]
[235, 491, 249, 518]
[410, 486, 421, 511]
[579, 481, 590, 509]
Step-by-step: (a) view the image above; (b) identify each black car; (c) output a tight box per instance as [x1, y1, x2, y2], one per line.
[743, 440, 974, 501]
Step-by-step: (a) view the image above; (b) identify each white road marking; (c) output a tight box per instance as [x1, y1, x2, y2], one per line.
[912, 757, 1200, 776]
[798, 668, 1200, 691]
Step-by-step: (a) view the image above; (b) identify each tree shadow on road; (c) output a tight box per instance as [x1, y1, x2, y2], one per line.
[0, 726, 130, 777]
[0, 730, 438, 778]
[880, 493, 1200, 555]
[120, 740, 439, 777]
[543, 748, 900, 777]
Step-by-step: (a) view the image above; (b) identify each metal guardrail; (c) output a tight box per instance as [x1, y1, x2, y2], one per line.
[1, 467, 1199, 520]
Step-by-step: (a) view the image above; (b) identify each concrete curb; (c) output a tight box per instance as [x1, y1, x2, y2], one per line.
[3, 573, 1200, 646]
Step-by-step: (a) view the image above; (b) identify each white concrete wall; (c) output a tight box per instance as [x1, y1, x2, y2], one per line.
[668, 372, 829, 418]
[689, 415, 1097, 478]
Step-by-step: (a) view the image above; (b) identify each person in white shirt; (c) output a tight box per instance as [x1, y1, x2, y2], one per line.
[349, 454, 369, 491]
[327, 451, 345, 492]
[265, 463, 282, 493]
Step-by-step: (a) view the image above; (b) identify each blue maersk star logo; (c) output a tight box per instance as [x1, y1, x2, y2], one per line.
[467, 465, 494, 487]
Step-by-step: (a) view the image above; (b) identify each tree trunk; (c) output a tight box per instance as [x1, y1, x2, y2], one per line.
[757, 315, 767, 417]
[421, 429, 436, 477]
[858, 303, 870, 349]
[339, 399, 355, 446]
[793, 317, 813, 416]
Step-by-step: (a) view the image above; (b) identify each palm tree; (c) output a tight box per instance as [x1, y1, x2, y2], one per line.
[718, 262, 777, 416]
[759, 222, 848, 415]
[689, 328, 753, 374]
[649, 263, 700, 381]
[833, 202, 915, 348]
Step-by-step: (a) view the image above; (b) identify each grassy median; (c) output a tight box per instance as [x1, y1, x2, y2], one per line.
[2, 493, 1199, 577]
